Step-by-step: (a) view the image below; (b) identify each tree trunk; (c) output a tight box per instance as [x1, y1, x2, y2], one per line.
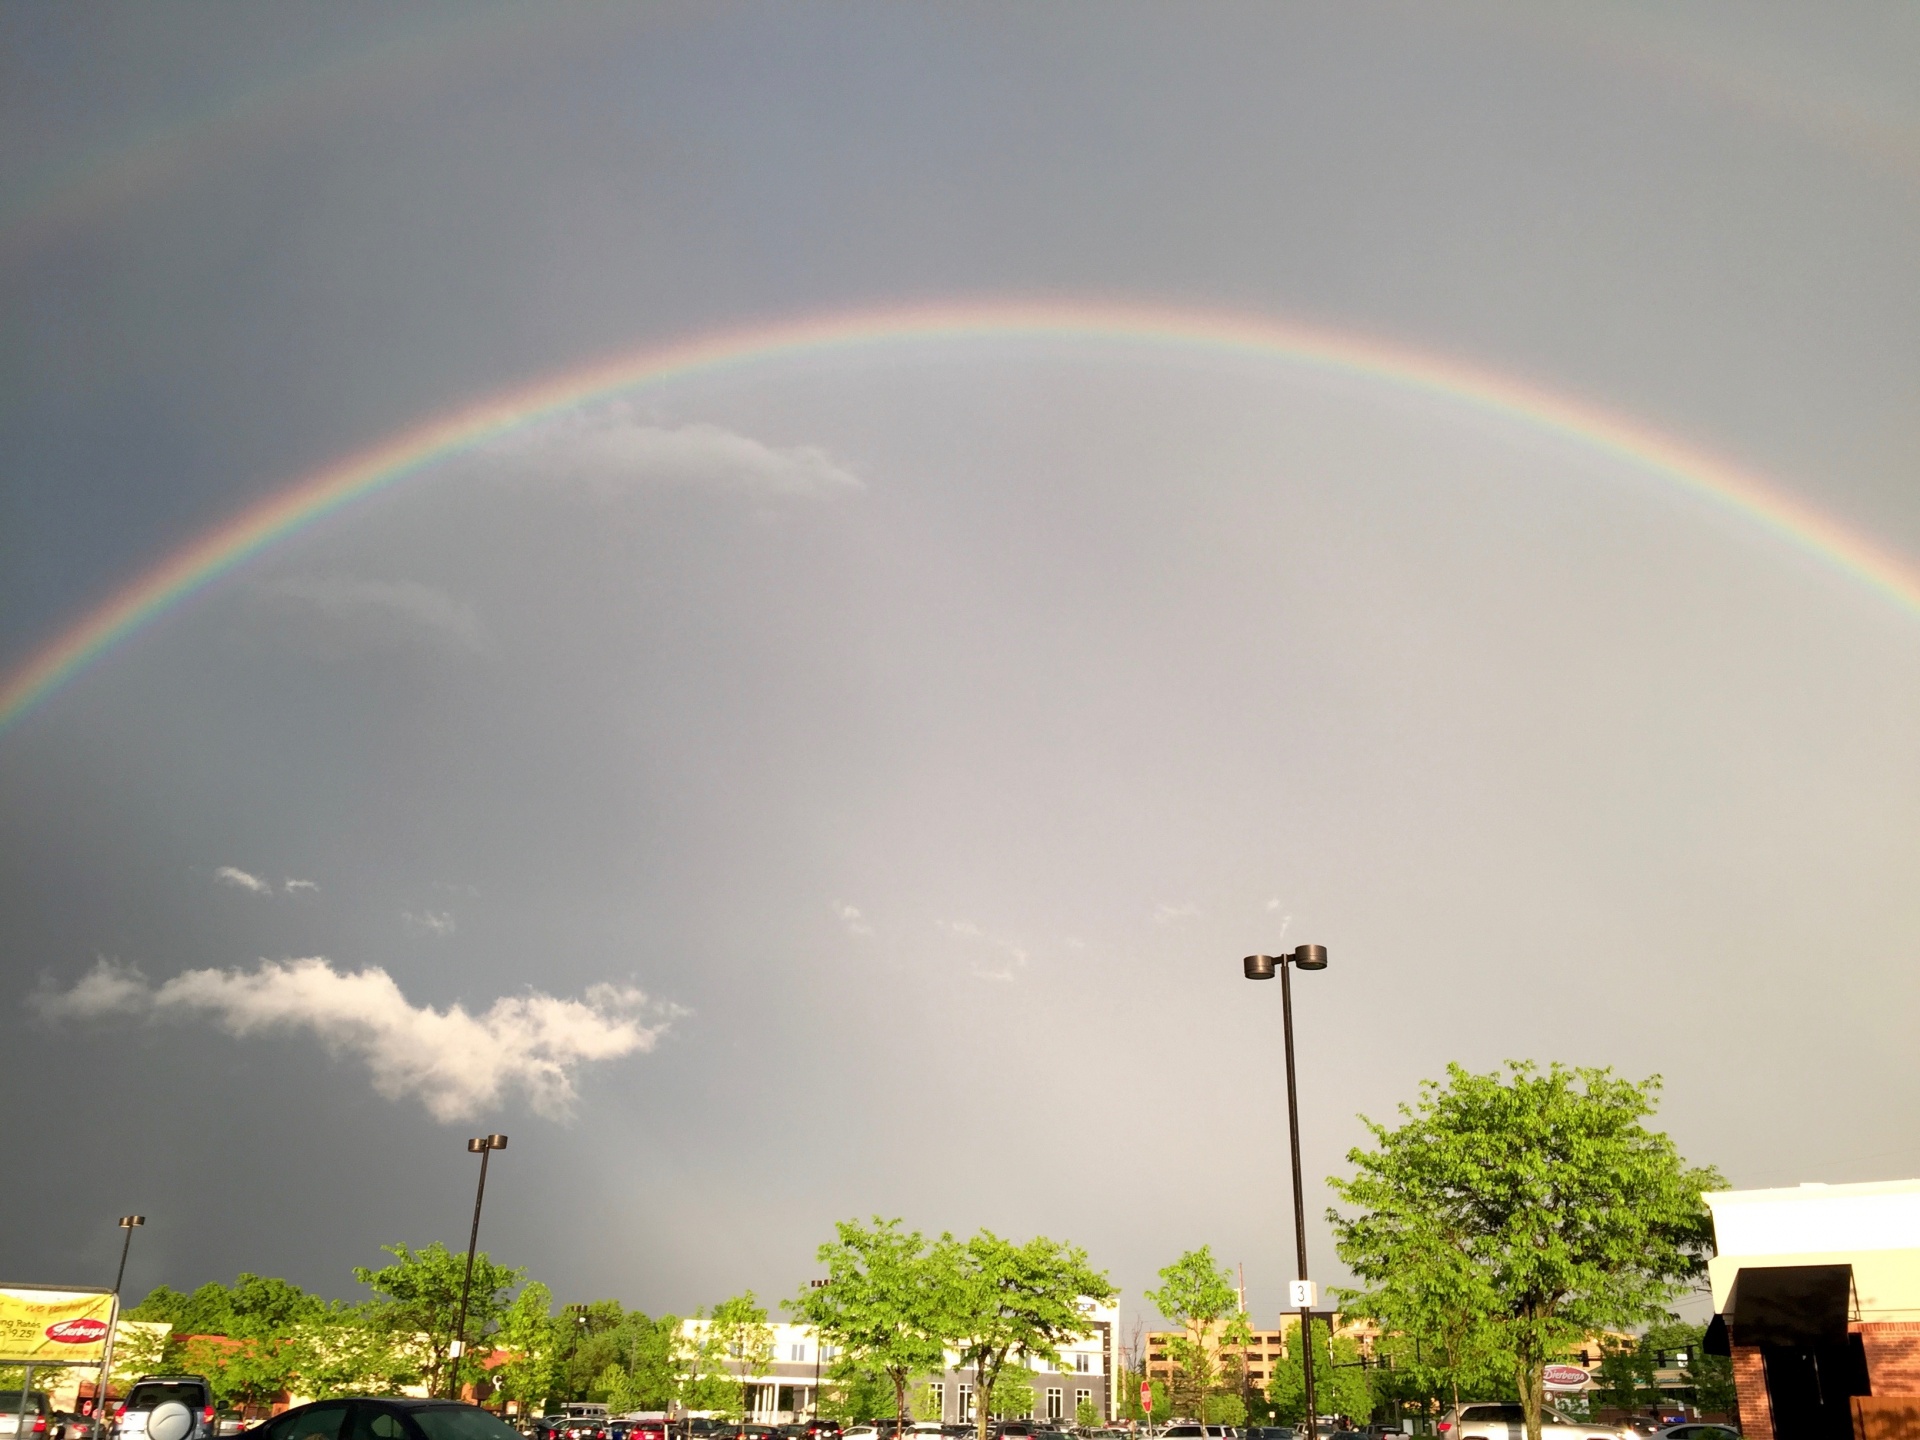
[1516, 1353, 1544, 1440]
[974, 1359, 996, 1440]
[894, 1369, 910, 1438]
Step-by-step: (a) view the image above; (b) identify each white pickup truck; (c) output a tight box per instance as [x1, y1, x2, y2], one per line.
[1437, 1405, 1631, 1440]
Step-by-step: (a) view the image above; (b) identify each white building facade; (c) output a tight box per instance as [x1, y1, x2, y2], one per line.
[678, 1302, 1119, 1425]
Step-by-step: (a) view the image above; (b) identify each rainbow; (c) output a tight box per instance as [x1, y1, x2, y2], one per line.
[3, 298, 1916, 736]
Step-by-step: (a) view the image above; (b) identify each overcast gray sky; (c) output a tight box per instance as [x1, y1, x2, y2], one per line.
[3, 2, 1918, 1334]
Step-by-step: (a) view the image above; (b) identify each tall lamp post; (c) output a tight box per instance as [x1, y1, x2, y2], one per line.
[451, 1134, 508, 1400]
[1243, 944, 1327, 1435]
[94, 1216, 146, 1423]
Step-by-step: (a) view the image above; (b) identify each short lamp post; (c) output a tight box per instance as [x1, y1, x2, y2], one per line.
[450, 1134, 508, 1400]
[1243, 944, 1328, 1435]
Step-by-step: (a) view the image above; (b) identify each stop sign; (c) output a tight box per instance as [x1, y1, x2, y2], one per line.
[1140, 1381, 1152, 1414]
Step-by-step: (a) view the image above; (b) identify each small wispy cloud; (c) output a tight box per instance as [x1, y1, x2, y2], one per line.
[482, 407, 863, 499]
[1266, 897, 1282, 911]
[833, 902, 872, 937]
[32, 958, 681, 1122]
[215, 866, 274, 896]
[403, 910, 457, 938]
[936, 918, 1031, 982]
[1153, 901, 1201, 924]
[284, 878, 320, 895]
[252, 575, 487, 656]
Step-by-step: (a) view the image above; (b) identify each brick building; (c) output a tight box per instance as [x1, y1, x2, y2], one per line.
[1703, 1178, 1920, 1439]
[1143, 1314, 1379, 1407]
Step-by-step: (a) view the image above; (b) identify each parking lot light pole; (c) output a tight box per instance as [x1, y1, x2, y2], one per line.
[1243, 945, 1327, 1436]
[452, 1134, 508, 1400]
[94, 1216, 146, 1425]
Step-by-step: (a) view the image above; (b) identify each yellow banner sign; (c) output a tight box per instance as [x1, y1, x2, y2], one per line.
[0, 1288, 116, 1365]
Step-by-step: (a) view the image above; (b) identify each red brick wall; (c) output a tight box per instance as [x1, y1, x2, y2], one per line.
[1852, 1396, 1920, 1440]
[1859, 1322, 1920, 1396]
[1732, 1344, 1773, 1440]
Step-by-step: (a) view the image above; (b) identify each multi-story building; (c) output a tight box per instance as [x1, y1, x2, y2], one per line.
[678, 1301, 1118, 1425]
[1144, 1314, 1378, 1403]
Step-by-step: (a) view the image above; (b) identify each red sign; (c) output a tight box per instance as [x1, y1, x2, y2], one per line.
[1542, 1364, 1589, 1390]
[1140, 1381, 1152, 1415]
[47, 1319, 110, 1345]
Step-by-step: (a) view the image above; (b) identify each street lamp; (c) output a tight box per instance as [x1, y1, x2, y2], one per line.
[1243, 944, 1328, 1435]
[112, 1217, 145, 1297]
[451, 1134, 508, 1400]
[94, 1217, 146, 1422]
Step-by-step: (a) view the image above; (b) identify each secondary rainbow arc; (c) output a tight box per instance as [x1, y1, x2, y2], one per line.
[3, 298, 1916, 737]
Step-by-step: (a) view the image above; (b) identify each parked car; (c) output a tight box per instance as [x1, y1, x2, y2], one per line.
[1650, 1428, 1737, 1440]
[118, 1378, 217, 1440]
[0, 1391, 56, 1440]
[242, 1400, 530, 1440]
[1437, 1405, 1632, 1440]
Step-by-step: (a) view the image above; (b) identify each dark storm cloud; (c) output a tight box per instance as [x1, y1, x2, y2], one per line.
[1, 2, 1917, 1328]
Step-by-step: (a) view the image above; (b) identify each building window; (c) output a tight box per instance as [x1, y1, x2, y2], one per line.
[1074, 1353, 1090, 1374]
[1046, 1389, 1063, 1420]
[1075, 1390, 1091, 1418]
[791, 1344, 806, 1362]
[958, 1385, 974, 1421]
[927, 1384, 944, 1419]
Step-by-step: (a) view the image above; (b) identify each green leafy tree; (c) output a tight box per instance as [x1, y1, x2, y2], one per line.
[1201, 1393, 1246, 1425]
[558, 1301, 670, 1407]
[815, 1364, 894, 1423]
[355, 1243, 523, 1401]
[1330, 1062, 1723, 1440]
[949, 1231, 1115, 1440]
[493, 1283, 559, 1416]
[790, 1219, 957, 1437]
[1593, 1334, 1659, 1418]
[177, 1334, 299, 1413]
[988, 1367, 1032, 1419]
[1265, 1320, 1371, 1426]
[707, 1294, 774, 1420]
[912, 1384, 944, 1422]
[673, 1309, 739, 1416]
[1650, 1319, 1737, 1419]
[1075, 1397, 1101, 1428]
[289, 1308, 418, 1399]
[1143, 1248, 1238, 1420]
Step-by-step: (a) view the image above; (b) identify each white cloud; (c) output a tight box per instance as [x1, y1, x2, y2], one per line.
[254, 575, 486, 655]
[32, 958, 151, 1018]
[833, 902, 872, 937]
[935, 918, 1031, 981]
[1153, 901, 1201, 924]
[483, 407, 862, 499]
[403, 909, 457, 937]
[215, 866, 273, 895]
[284, 879, 320, 895]
[1266, 897, 1282, 911]
[32, 958, 679, 1121]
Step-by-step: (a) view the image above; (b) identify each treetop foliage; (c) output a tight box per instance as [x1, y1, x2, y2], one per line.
[1330, 1060, 1723, 1440]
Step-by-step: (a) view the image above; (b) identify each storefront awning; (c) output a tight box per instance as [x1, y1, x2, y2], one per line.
[1719, 1264, 1855, 1348]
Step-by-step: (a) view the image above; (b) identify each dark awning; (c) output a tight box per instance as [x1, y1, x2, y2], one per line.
[1703, 1314, 1730, 1357]
[1724, 1264, 1854, 1348]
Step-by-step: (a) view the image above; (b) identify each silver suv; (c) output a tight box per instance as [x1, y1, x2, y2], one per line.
[1438, 1405, 1629, 1440]
[116, 1378, 214, 1440]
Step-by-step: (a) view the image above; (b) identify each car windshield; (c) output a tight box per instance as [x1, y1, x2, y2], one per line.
[410, 1410, 525, 1440]
[0, 1396, 48, 1412]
